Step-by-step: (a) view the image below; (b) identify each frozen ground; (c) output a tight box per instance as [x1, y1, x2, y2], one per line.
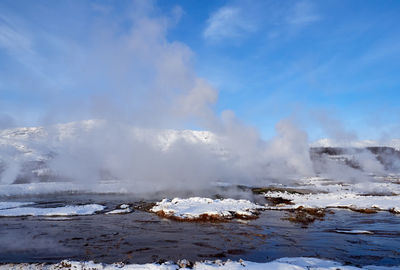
[150, 197, 263, 220]
[1, 257, 399, 270]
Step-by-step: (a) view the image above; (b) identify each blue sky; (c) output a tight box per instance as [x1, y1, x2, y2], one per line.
[0, 0, 399, 141]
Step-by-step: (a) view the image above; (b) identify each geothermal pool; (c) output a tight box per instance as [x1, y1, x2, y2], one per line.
[0, 193, 399, 267]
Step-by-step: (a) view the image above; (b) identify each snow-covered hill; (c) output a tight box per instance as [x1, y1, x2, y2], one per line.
[311, 138, 400, 151]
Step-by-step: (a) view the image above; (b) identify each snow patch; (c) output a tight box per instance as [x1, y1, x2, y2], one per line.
[334, 230, 374, 234]
[264, 191, 400, 213]
[0, 258, 398, 269]
[0, 204, 105, 216]
[150, 197, 263, 221]
[105, 204, 133, 215]
[390, 207, 400, 213]
[311, 138, 400, 150]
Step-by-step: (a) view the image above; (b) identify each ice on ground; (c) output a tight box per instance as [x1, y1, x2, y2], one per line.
[150, 197, 263, 221]
[105, 208, 132, 214]
[1, 258, 399, 269]
[0, 201, 34, 210]
[264, 190, 400, 213]
[105, 204, 133, 215]
[334, 230, 374, 234]
[0, 204, 105, 216]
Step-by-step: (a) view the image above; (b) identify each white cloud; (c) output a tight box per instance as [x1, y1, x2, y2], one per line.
[203, 6, 256, 42]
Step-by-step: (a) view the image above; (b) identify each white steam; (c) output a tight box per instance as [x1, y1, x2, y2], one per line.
[0, 1, 395, 192]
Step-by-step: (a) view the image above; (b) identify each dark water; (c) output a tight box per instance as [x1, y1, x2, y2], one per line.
[0, 194, 399, 267]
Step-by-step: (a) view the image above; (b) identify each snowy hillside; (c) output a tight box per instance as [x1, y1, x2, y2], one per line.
[311, 138, 400, 150]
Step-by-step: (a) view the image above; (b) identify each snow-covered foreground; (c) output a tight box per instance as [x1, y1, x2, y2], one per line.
[150, 197, 263, 220]
[0, 203, 105, 216]
[1, 258, 398, 270]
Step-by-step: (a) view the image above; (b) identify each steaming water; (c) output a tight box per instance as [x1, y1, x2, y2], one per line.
[1, 1, 399, 268]
[0, 193, 399, 267]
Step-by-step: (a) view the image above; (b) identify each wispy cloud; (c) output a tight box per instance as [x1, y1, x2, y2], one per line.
[286, 0, 321, 25]
[203, 6, 256, 42]
[0, 15, 33, 56]
[203, 0, 321, 43]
